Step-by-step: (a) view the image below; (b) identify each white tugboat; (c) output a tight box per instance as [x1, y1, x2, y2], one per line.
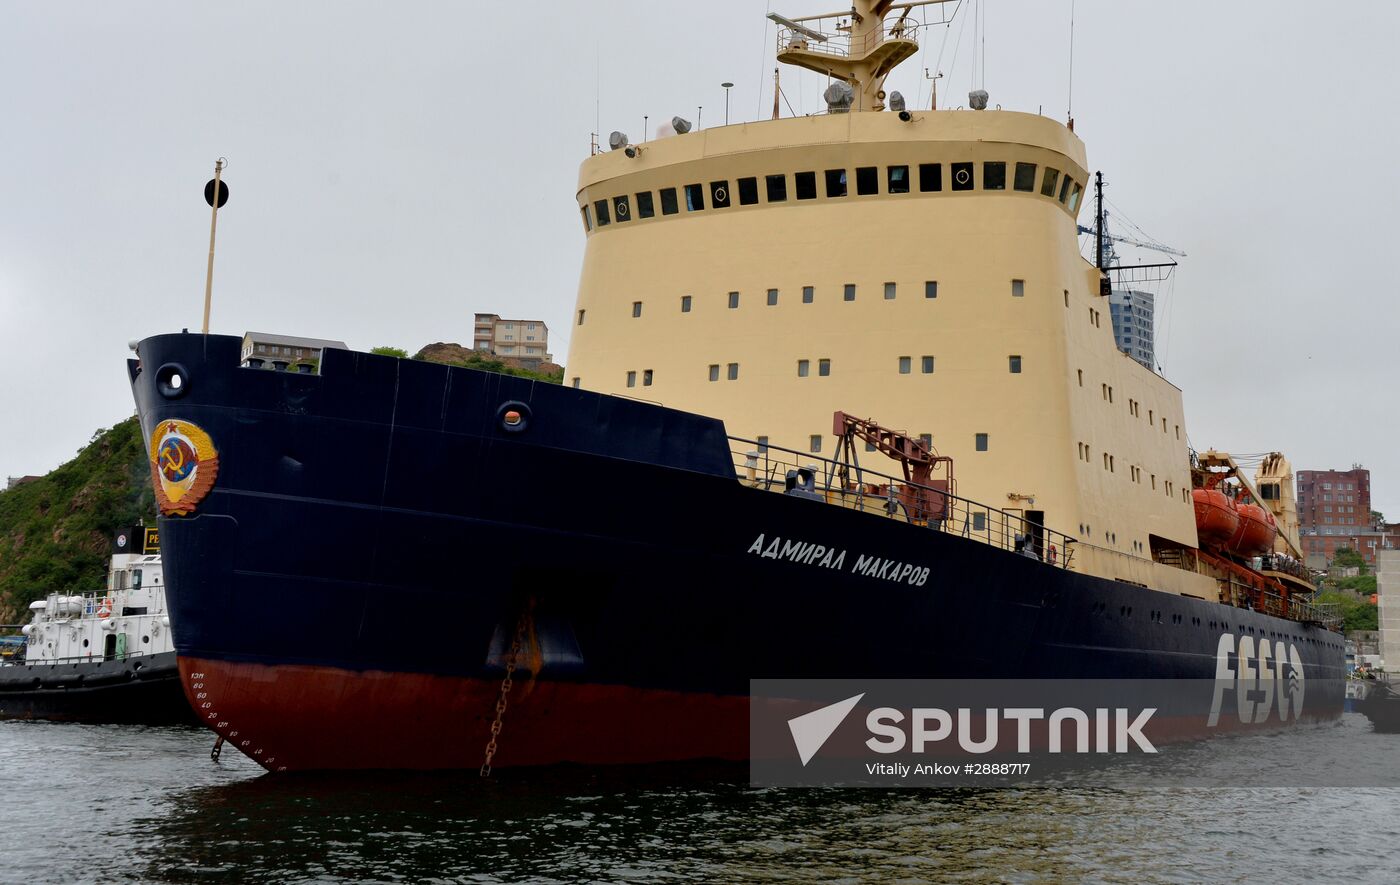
[0, 527, 194, 723]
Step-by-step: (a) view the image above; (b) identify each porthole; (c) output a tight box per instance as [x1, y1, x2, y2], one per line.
[496, 401, 531, 434]
[155, 363, 190, 399]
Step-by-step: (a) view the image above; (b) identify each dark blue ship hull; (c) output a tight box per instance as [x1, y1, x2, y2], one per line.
[129, 333, 1345, 771]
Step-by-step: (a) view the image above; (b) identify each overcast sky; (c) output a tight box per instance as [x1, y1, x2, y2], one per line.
[2, 1, 1398, 518]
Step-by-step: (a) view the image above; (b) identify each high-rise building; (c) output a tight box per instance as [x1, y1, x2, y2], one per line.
[1295, 466, 1392, 565]
[473, 313, 552, 366]
[1108, 288, 1154, 370]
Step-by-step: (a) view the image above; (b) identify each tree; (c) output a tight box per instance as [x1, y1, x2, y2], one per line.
[1314, 590, 1379, 632]
[1332, 547, 1367, 572]
[371, 346, 408, 359]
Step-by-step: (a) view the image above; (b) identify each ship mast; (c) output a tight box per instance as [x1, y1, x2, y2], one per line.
[770, 1, 956, 112]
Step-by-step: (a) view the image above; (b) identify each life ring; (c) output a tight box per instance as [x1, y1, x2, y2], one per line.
[1048, 544, 1058, 565]
[97, 597, 112, 619]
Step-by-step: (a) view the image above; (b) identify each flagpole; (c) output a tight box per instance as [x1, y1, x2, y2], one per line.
[202, 158, 225, 335]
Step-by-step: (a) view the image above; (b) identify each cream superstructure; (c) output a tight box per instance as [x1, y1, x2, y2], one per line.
[566, 1, 1211, 596]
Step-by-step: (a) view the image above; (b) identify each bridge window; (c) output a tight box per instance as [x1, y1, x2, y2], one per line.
[766, 174, 788, 202]
[636, 191, 655, 218]
[898, 356, 912, 374]
[1068, 183, 1083, 212]
[983, 161, 1006, 190]
[888, 165, 910, 193]
[767, 288, 779, 306]
[737, 177, 759, 205]
[802, 285, 814, 303]
[795, 171, 817, 200]
[685, 183, 705, 211]
[728, 291, 740, 309]
[922, 356, 935, 373]
[884, 282, 897, 300]
[844, 284, 856, 302]
[580, 206, 591, 232]
[710, 180, 731, 208]
[976, 433, 989, 451]
[613, 195, 631, 221]
[925, 280, 938, 299]
[681, 295, 692, 313]
[919, 163, 942, 192]
[819, 358, 830, 377]
[1014, 162, 1037, 192]
[708, 364, 720, 382]
[1042, 168, 1060, 197]
[798, 359, 810, 377]
[825, 169, 847, 197]
[856, 166, 878, 195]
[660, 187, 679, 215]
[1058, 176, 1072, 204]
[594, 199, 611, 225]
[951, 162, 974, 191]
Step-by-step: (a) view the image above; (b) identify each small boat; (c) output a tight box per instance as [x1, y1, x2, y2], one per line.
[0, 527, 195, 724]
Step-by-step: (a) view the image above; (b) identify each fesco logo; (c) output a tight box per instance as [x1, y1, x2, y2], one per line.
[1208, 632, 1304, 726]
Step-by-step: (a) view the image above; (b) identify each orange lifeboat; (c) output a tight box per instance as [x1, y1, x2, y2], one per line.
[1192, 488, 1239, 548]
[1228, 502, 1277, 557]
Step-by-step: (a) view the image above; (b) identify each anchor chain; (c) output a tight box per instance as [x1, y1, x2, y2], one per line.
[480, 598, 534, 777]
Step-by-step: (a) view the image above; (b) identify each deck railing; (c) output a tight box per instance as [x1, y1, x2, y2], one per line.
[729, 438, 1077, 570]
[775, 20, 919, 60]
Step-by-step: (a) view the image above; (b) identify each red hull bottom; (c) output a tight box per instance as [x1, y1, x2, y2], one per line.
[180, 657, 748, 772]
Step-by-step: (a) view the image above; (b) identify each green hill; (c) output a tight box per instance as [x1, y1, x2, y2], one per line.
[0, 417, 154, 624]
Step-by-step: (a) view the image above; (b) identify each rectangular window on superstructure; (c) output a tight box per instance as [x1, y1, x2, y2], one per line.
[972, 512, 987, 531]
[802, 286, 814, 303]
[884, 282, 896, 300]
[1058, 176, 1073, 204]
[1009, 355, 1022, 374]
[708, 364, 720, 382]
[898, 356, 912, 374]
[844, 283, 856, 301]
[888, 165, 910, 193]
[919, 433, 933, 449]
[710, 181, 731, 208]
[856, 166, 878, 195]
[613, 195, 631, 221]
[919, 163, 942, 192]
[571, 377, 580, 388]
[1068, 183, 1083, 212]
[797, 359, 810, 377]
[643, 369, 653, 386]
[660, 187, 679, 215]
[810, 435, 822, 453]
[626, 371, 636, 388]
[795, 171, 817, 200]
[636, 191, 655, 218]
[1014, 162, 1037, 192]
[975, 433, 989, 452]
[865, 439, 877, 452]
[1011, 279, 1025, 297]
[1077, 369, 1083, 386]
[681, 295, 692, 312]
[925, 280, 938, 299]
[684, 184, 705, 211]
[818, 358, 830, 376]
[728, 291, 740, 309]
[767, 288, 778, 306]
[737, 177, 759, 205]
[951, 162, 973, 191]
[983, 161, 1006, 190]
[727, 363, 739, 380]
[1042, 168, 1061, 197]
[632, 301, 642, 318]
[577, 309, 585, 326]
[757, 436, 769, 452]
[825, 169, 848, 197]
[580, 206, 591, 231]
[921, 356, 934, 373]
[594, 199, 611, 225]
[766, 174, 788, 202]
